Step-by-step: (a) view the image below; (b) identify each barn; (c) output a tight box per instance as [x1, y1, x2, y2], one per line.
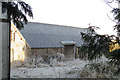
[11, 22, 87, 62]
[19, 22, 87, 59]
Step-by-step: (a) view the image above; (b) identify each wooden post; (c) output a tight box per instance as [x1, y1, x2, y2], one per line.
[75, 47, 79, 59]
[46, 48, 48, 54]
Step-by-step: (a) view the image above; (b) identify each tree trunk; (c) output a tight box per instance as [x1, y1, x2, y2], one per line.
[0, 2, 10, 79]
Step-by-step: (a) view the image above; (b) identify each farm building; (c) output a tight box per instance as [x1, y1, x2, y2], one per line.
[11, 22, 87, 62]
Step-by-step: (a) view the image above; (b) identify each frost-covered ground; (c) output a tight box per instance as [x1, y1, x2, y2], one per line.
[11, 59, 89, 78]
[11, 55, 110, 78]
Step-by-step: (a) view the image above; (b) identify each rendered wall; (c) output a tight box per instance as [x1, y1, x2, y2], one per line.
[0, 2, 10, 79]
[2, 22, 9, 79]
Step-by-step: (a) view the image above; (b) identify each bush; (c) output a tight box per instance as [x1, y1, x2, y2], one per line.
[11, 53, 65, 68]
[79, 61, 119, 78]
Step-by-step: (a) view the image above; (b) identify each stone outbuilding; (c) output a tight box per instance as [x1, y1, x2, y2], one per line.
[19, 22, 87, 59]
[11, 22, 87, 61]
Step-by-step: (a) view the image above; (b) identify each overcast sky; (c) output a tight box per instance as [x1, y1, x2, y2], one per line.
[24, 0, 118, 35]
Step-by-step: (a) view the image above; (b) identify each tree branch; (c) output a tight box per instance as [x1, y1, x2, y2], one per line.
[107, 13, 117, 23]
[104, 0, 114, 9]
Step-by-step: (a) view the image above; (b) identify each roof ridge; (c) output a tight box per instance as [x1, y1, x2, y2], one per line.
[27, 21, 86, 29]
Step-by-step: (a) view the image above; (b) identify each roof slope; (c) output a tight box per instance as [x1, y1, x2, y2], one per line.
[20, 22, 87, 48]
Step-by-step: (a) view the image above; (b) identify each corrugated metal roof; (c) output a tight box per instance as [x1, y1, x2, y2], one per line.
[20, 22, 87, 48]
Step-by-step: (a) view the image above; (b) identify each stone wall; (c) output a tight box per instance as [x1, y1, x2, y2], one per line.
[30, 47, 80, 59]
[24, 43, 31, 57]
[31, 48, 63, 56]
[10, 22, 31, 62]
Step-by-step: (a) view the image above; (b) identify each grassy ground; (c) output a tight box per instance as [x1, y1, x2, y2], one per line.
[11, 56, 120, 78]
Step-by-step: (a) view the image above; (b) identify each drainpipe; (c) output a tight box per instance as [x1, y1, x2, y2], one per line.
[8, 14, 11, 80]
[74, 45, 76, 59]
[46, 48, 48, 54]
[8, 1, 11, 78]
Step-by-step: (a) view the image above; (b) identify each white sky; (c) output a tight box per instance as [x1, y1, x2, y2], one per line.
[24, 0, 118, 35]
